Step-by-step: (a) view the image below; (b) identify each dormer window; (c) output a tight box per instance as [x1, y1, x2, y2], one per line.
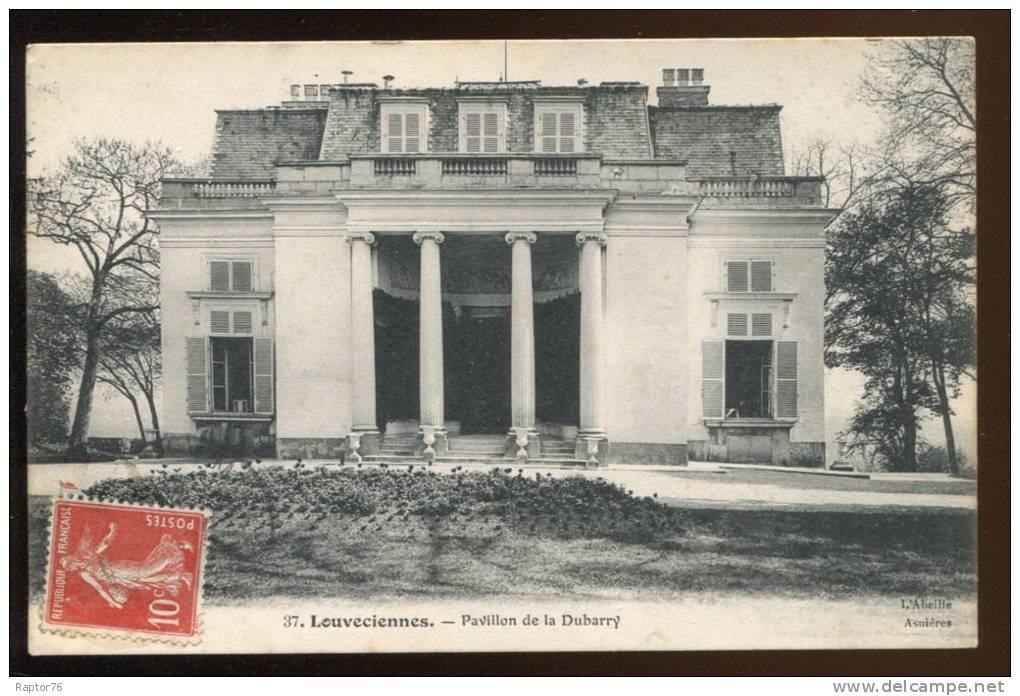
[534, 101, 583, 154]
[458, 99, 506, 154]
[380, 101, 429, 154]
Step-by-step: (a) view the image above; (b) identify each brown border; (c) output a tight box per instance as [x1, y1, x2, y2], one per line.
[9, 9, 1009, 676]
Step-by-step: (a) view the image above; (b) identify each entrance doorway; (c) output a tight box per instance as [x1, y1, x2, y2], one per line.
[725, 340, 773, 419]
[450, 310, 511, 434]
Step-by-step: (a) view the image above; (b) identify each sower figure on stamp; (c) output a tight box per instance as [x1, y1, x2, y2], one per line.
[61, 523, 194, 610]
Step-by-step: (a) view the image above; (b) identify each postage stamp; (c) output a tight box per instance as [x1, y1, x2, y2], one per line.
[42, 498, 208, 642]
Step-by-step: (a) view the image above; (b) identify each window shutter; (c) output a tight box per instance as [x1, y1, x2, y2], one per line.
[482, 112, 499, 152]
[186, 337, 208, 413]
[540, 112, 557, 153]
[702, 341, 724, 418]
[253, 337, 274, 414]
[559, 112, 575, 153]
[210, 310, 230, 334]
[752, 312, 773, 337]
[465, 112, 481, 153]
[209, 261, 230, 292]
[751, 260, 773, 292]
[776, 341, 798, 418]
[726, 261, 749, 292]
[404, 112, 420, 153]
[387, 112, 403, 153]
[231, 261, 252, 292]
[232, 311, 253, 334]
[727, 313, 749, 337]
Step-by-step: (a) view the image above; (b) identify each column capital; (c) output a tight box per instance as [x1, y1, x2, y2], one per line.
[505, 232, 537, 246]
[413, 231, 445, 246]
[575, 232, 608, 248]
[347, 232, 376, 246]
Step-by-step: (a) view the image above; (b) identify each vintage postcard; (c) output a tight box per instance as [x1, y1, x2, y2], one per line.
[23, 37, 978, 655]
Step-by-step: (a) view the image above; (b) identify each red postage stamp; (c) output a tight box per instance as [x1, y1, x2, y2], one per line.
[43, 498, 208, 640]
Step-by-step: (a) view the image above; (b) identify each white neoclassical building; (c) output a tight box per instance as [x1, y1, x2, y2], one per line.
[150, 68, 836, 466]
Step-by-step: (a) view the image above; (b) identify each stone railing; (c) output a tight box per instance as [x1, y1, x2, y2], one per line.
[696, 176, 823, 200]
[162, 178, 277, 199]
[441, 158, 508, 176]
[351, 154, 601, 188]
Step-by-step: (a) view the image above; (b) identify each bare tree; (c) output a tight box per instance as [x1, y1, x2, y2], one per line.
[790, 138, 877, 211]
[861, 38, 976, 206]
[29, 139, 184, 458]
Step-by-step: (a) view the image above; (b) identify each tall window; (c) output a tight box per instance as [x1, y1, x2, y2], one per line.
[725, 340, 773, 419]
[459, 102, 506, 153]
[211, 337, 253, 412]
[725, 259, 773, 293]
[381, 103, 428, 153]
[534, 103, 583, 153]
[209, 260, 253, 292]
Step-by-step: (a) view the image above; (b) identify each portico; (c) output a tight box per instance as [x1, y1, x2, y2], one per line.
[338, 189, 614, 463]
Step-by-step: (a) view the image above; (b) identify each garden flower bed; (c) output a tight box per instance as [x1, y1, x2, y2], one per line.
[28, 465, 976, 602]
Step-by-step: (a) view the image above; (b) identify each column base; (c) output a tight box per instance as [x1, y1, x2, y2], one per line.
[506, 428, 541, 461]
[416, 427, 448, 462]
[575, 433, 608, 467]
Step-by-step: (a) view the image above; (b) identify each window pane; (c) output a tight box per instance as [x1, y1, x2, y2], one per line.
[752, 313, 773, 337]
[405, 112, 419, 136]
[727, 313, 748, 336]
[560, 137, 574, 153]
[559, 112, 575, 136]
[727, 261, 749, 292]
[231, 261, 252, 292]
[541, 112, 557, 136]
[210, 310, 230, 334]
[483, 137, 499, 153]
[483, 112, 499, 136]
[751, 261, 773, 292]
[209, 261, 230, 292]
[466, 113, 481, 136]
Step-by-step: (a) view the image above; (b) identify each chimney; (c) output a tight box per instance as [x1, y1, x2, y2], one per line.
[657, 67, 711, 107]
[342, 70, 353, 84]
[383, 74, 394, 90]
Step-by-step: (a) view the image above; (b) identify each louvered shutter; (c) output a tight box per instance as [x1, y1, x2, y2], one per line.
[465, 112, 481, 153]
[404, 112, 420, 153]
[727, 313, 748, 337]
[483, 112, 500, 152]
[186, 337, 208, 413]
[232, 311, 253, 334]
[776, 341, 798, 418]
[253, 337, 274, 414]
[702, 341, 725, 418]
[209, 261, 230, 292]
[540, 112, 557, 153]
[387, 112, 403, 153]
[559, 112, 575, 153]
[751, 260, 773, 292]
[752, 313, 773, 337]
[231, 261, 252, 292]
[726, 261, 749, 292]
[210, 310, 230, 334]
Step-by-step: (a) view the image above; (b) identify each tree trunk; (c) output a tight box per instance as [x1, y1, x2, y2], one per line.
[932, 360, 959, 475]
[68, 328, 101, 458]
[144, 391, 164, 455]
[68, 280, 105, 459]
[126, 392, 147, 443]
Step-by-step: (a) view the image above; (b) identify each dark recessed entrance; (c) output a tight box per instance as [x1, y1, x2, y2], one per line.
[449, 309, 511, 434]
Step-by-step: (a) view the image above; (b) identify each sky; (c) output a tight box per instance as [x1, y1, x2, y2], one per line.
[23, 39, 976, 461]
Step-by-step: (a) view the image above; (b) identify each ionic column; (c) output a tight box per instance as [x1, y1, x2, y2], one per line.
[576, 232, 607, 463]
[506, 232, 538, 459]
[414, 232, 446, 458]
[348, 232, 378, 461]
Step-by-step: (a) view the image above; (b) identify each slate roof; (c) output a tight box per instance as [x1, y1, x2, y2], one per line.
[210, 108, 328, 179]
[649, 105, 785, 178]
[206, 87, 786, 180]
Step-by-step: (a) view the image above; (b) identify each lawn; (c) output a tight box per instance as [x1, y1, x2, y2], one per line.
[28, 465, 976, 603]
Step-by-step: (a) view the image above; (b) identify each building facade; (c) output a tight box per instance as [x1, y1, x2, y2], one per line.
[151, 69, 836, 466]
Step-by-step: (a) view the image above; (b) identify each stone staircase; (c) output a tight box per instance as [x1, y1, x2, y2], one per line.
[364, 432, 587, 467]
